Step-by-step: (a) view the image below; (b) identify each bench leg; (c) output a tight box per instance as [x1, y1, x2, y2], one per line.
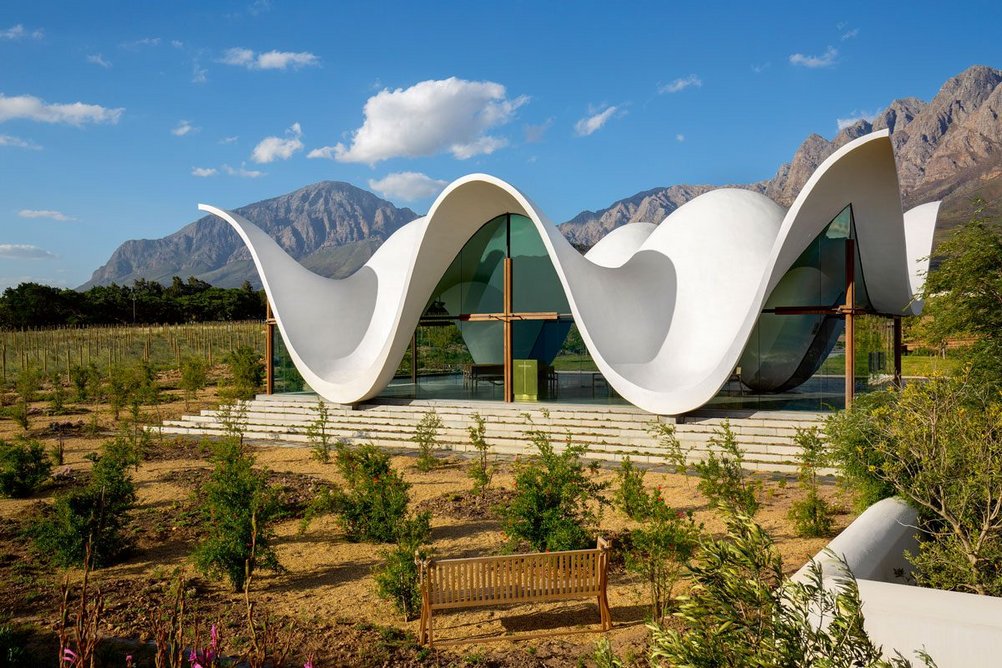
[597, 593, 612, 631]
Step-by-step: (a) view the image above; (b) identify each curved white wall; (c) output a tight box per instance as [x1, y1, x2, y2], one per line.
[200, 130, 938, 414]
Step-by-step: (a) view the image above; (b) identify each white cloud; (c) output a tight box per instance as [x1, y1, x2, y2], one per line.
[836, 108, 881, 130]
[191, 167, 218, 177]
[841, 28, 859, 40]
[658, 74, 702, 94]
[0, 134, 41, 150]
[368, 172, 448, 201]
[192, 63, 208, 84]
[221, 47, 319, 71]
[251, 123, 303, 163]
[574, 106, 618, 137]
[222, 163, 264, 178]
[314, 77, 527, 164]
[121, 37, 161, 49]
[676, 134, 685, 142]
[87, 54, 111, 68]
[18, 209, 74, 221]
[219, 136, 239, 144]
[172, 120, 197, 136]
[789, 46, 838, 68]
[0, 244, 57, 259]
[524, 118, 553, 143]
[0, 24, 43, 40]
[171, 40, 184, 49]
[0, 93, 123, 126]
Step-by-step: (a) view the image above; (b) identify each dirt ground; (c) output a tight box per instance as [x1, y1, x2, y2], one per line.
[0, 382, 855, 667]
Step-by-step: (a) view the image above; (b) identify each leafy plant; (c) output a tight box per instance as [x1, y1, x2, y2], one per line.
[647, 420, 688, 474]
[411, 409, 443, 471]
[306, 399, 336, 464]
[647, 514, 935, 668]
[694, 420, 759, 516]
[625, 500, 700, 623]
[788, 426, 834, 538]
[466, 412, 493, 493]
[614, 456, 651, 521]
[69, 363, 101, 404]
[0, 437, 51, 498]
[30, 440, 136, 567]
[374, 512, 432, 620]
[13, 366, 40, 431]
[193, 438, 281, 591]
[179, 356, 208, 409]
[502, 423, 608, 552]
[104, 365, 133, 421]
[222, 345, 264, 400]
[48, 372, 68, 414]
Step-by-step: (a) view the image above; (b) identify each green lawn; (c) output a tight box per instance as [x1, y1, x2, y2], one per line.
[901, 354, 960, 377]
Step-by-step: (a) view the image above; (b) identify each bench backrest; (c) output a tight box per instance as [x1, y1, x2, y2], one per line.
[419, 538, 609, 611]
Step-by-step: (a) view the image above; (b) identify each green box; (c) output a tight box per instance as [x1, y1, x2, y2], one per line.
[514, 359, 538, 401]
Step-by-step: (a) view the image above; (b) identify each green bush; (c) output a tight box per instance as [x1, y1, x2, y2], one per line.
[647, 514, 934, 668]
[222, 345, 264, 400]
[179, 356, 208, 409]
[29, 440, 136, 567]
[411, 410, 443, 471]
[694, 420, 759, 516]
[614, 456, 651, 521]
[303, 442, 413, 543]
[466, 412, 493, 493]
[647, 420, 688, 473]
[306, 400, 336, 464]
[625, 501, 700, 623]
[69, 363, 101, 403]
[825, 390, 898, 510]
[502, 425, 607, 552]
[374, 512, 433, 620]
[788, 426, 834, 538]
[0, 438, 51, 498]
[193, 438, 280, 591]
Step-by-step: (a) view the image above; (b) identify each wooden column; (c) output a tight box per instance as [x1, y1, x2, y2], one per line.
[503, 257, 514, 402]
[411, 331, 418, 387]
[844, 239, 856, 410]
[893, 315, 903, 388]
[265, 300, 275, 395]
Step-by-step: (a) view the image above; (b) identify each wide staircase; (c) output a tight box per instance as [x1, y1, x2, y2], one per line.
[158, 394, 829, 475]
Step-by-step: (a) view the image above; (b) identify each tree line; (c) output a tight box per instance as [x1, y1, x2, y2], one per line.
[0, 277, 266, 329]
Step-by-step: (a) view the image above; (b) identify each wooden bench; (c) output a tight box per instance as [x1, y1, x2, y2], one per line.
[415, 538, 612, 647]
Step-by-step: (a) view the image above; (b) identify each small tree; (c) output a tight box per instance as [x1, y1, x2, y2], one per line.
[693, 420, 759, 516]
[47, 372, 67, 415]
[193, 438, 280, 591]
[825, 391, 899, 510]
[625, 500, 700, 623]
[13, 366, 40, 431]
[306, 399, 335, 464]
[614, 456, 651, 521]
[502, 424, 608, 552]
[105, 365, 133, 421]
[222, 346, 264, 400]
[0, 437, 52, 498]
[411, 409, 443, 472]
[374, 513, 433, 621]
[647, 420, 688, 474]
[788, 426, 834, 538]
[466, 412, 493, 493]
[179, 356, 208, 409]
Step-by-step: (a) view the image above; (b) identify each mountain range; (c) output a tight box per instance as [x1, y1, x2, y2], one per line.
[83, 65, 1002, 289]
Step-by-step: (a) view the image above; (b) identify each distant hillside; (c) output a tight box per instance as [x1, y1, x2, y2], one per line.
[81, 181, 418, 289]
[559, 65, 1002, 247]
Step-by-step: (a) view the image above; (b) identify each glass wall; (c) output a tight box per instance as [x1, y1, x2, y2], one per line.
[271, 325, 308, 394]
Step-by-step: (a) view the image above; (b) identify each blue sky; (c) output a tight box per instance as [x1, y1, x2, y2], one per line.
[2, 0, 1001, 290]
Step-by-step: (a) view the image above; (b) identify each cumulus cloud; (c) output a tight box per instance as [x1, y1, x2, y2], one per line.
[313, 77, 527, 164]
[0, 244, 57, 259]
[0, 134, 41, 150]
[87, 53, 111, 68]
[18, 209, 74, 221]
[574, 106, 618, 137]
[836, 108, 881, 130]
[172, 120, 196, 136]
[0, 93, 123, 126]
[1, 24, 43, 40]
[251, 123, 303, 163]
[191, 167, 217, 177]
[658, 74, 702, 94]
[222, 163, 264, 178]
[221, 47, 319, 70]
[789, 46, 838, 68]
[368, 172, 448, 201]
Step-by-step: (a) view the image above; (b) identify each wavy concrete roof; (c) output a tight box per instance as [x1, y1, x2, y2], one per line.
[199, 130, 939, 415]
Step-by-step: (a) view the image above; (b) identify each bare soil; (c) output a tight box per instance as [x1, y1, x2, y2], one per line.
[0, 384, 855, 667]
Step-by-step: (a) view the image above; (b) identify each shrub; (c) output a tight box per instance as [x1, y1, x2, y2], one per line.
[306, 400, 336, 464]
[374, 512, 433, 620]
[502, 425, 607, 552]
[466, 412, 493, 493]
[625, 501, 700, 623]
[13, 366, 40, 431]
[303, 442, 412, 543]
[825, 390, 899, 510]
[222, 346, 264, 400]
[647, 514, 935, 668]
[647, 420, 688, 473]
[48, 373, 67, 414]
[788, 426, 834, 538]
[69, 363, 100, 403]
[693, 420, 759, 516]
[179, 356, 208, 409]
[104, 365, 133, 421]
[614, 456, 651, 521]
[193, 438, 281, 591]
[411, 410, 443, 471]
[30, 440, 136, 567]
[0, 438, 51, 498]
